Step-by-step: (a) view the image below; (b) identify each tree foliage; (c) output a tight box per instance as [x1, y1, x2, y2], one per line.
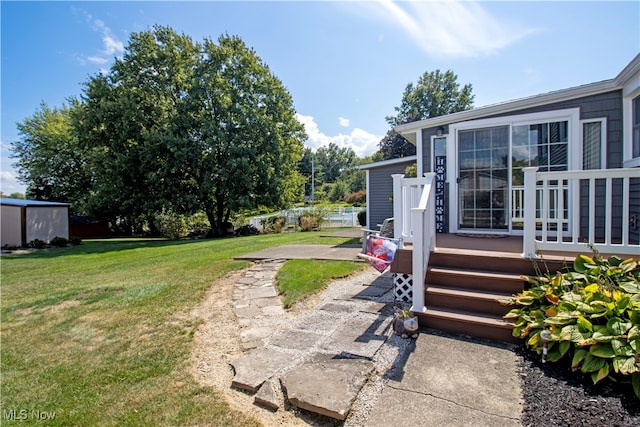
[70, 26, 304, 234]
[378, 69, 474, 160]
[12, 101, 91, 210]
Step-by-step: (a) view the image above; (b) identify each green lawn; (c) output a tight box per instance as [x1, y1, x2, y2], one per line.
[0, 232, 363, 426]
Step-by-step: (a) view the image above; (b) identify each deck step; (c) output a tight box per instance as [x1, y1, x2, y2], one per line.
[426, 267, 525, 294]
[429, 249, 568, 276]
[416, 308, 517, 343]
[425, 285, 512, 317]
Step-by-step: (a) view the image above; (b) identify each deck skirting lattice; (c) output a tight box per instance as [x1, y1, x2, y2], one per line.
[393, 273, 413, 303]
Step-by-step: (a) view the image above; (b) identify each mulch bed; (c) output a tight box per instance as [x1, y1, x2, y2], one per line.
[516, 346, 640, 426]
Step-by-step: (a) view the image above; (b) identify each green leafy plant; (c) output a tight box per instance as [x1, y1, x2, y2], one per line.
[154, 209, 188, 240]
[393, 306, 415, 320]
[26, 239, 46, 249]
[49, 236, 69, 247]
[502, 254, 640, 398]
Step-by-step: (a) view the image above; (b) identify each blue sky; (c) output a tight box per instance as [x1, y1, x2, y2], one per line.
[1, 1, 639, 194]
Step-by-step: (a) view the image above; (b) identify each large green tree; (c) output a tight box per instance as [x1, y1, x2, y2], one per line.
[12, 101, 91, 210]
[180, 34, 305, 232]
[315, 143, 356, 184]
[74, 26, 305, 235]
[378, 69, 474, 160]
[75, 26, 200, 233]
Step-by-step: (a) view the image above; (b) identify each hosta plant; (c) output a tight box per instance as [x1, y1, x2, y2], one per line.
[502, 253, 640, 399]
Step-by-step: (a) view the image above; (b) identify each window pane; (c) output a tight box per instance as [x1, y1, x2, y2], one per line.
[583, 121, 601, 169]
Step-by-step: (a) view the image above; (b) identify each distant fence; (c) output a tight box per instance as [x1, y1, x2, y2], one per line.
[249, 206, 365, 230]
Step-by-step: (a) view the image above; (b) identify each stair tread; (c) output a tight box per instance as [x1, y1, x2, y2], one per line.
[425, 285, 513, 301]
[419, 308, 513, 329]
[427, 266, 524, 280]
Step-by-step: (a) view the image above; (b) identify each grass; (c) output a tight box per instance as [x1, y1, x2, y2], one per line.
[0, 231, 362, 426]
[276, 259, 366, 308]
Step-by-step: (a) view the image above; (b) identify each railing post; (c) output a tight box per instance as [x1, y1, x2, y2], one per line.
[522, 167, 539, 258]
[392, 174, 404, 244]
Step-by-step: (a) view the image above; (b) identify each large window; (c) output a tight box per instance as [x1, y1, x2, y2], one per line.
[512, 121, 568, 185]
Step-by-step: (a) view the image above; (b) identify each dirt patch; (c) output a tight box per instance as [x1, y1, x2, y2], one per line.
[13, 300, 81, 316]
[190, 268, 309, 427]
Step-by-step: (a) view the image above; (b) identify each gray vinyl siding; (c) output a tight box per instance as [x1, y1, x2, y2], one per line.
[367, 160, 415, 229]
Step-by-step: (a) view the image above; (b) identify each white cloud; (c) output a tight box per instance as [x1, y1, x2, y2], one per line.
[296, 114, 382, 157]
[78, 11, 125, 65]
[367, 0, 538, 58]
[338, 117, 350, 127]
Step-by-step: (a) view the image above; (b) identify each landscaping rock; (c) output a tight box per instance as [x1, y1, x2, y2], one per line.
[254, 377, 282, 411]
[282, 357, 374, 420]
[230, 348, 293, 392]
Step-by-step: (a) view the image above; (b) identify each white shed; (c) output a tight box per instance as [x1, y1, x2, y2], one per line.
[1, 198, 70, 247]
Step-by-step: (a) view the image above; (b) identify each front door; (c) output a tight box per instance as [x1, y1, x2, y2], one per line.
[457, 126, 509, 231]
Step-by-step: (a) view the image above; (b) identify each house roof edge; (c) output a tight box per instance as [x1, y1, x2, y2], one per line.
[357, 155, 417, 170]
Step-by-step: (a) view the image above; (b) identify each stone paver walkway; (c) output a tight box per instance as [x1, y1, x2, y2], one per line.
[230, 259, 398, 420]
[228, 259, 523, 426]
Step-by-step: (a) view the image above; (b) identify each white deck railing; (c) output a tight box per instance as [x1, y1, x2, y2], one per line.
[392, 173, 436, 312]
[522, 167, 640, 258]
[393, 168, 638, 312]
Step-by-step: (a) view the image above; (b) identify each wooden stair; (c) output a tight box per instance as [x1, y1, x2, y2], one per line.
[415, 248, 567, 343]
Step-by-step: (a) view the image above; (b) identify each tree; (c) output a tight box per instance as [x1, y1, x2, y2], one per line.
[11, 101, 91, 209]
[377, 130, 417, 160]
[378, 69, 474, 160]
[315, 143, 356, 183]
[180, 34, 305, 233]
[75, 26, 201, 233]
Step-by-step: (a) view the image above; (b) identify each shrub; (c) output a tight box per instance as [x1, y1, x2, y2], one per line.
[27, 239, 46, 249]
[50, 236, 69, 247]
[154, 209, 188, 240]
[298, 213, 323, 232]
[346, 190, 366, 205]
[261, 216, 286, 234]
[502, 253, 640, 398]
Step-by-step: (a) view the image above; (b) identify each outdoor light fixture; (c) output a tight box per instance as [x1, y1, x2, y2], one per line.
[540, 330, 551, 364]
[436, 126, 444, 137]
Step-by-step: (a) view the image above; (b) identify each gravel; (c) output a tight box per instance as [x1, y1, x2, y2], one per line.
[516, 346, 640, 426]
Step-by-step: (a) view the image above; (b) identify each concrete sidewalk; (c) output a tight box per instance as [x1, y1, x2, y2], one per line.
[367, 332, 522, 426]
[226, 251, 523, 425]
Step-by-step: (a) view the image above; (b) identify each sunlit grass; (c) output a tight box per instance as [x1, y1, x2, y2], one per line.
[0, 231, 360, 426]
[276, 259, 366, 308]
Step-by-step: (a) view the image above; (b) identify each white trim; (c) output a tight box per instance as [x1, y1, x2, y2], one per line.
[357, 155, 417, 170]
[416, 131, 423, 177]
[623, 89, 640, 166]
[580, 117, 607, 169]
[365, 169, 371, 229]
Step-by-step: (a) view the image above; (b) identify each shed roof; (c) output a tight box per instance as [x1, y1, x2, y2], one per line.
[0, 198, 70, 207]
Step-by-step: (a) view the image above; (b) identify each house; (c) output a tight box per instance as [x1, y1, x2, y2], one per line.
[1, 198, 70, 247]
[359, 54, 640, 342]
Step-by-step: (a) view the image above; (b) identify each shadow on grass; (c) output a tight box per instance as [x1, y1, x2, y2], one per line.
[1, 238, 214, 259]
